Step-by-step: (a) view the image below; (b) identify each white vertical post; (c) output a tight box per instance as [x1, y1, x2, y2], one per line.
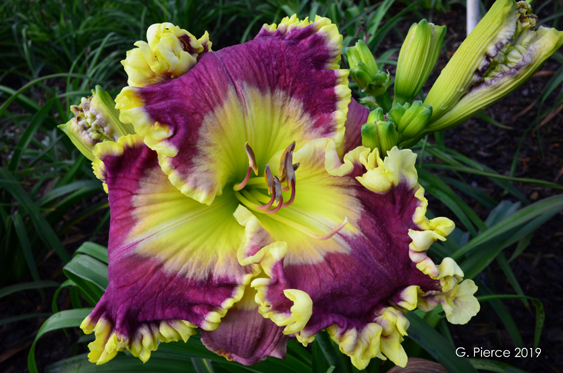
[467, 0, 480, 36]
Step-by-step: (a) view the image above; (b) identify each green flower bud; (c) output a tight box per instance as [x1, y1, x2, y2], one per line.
[367, 107, 386, 123]
[58, 86, 135, 160]
[388, 102, 410, 125]
[346, 40, 378, 77]
[424, 0, 563, 132]
[394, 19, 446, 105]
[398, 100, 433, 139]
[364, 70, 391, 97]
[361, 122, 380, 150]
[377, 121, 399, 156]
[347, 40, 391, 98]
[349, 64, 374, 91]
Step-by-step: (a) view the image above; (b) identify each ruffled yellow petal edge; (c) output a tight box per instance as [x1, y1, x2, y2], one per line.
[234, 205, 314, 340]
[81, 316, 197, 365]
[91, 133, 146, 193]
[80, 270, 261, 365]
[262, 14, 351, 152]
[355, 145, 479, 324]
[122, 22, 211, 88]
[335, 146, 478, 368]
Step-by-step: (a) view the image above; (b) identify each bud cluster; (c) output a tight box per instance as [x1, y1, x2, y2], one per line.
[346, 40, 391, 99]
[59, 86, 134, 160]
[361, 100, 433, 155]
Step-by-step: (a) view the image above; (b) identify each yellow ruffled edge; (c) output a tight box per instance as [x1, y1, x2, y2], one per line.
[81, 316, 197, 365]
[91, 134, 146, 193]
[261, 14, 351, 152]
[80, 276, 260, 365]
[234, 205, 314, 339]
[328, 323, 384, 370]
[327, 145, 478, 368]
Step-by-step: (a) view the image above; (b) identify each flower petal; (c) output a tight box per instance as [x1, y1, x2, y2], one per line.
[116, 15, 350, 205]
[83, 135, 260, 364]
[236, 138, 477, 369]
[200, 286, 289, 365]
[341, 98, 370, 155]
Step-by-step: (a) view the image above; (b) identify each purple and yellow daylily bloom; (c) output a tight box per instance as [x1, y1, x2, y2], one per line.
[70, 15, 479, 369]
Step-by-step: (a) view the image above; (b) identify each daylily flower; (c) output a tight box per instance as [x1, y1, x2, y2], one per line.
[424, 0, 563, 132]
[67, 16, 479, 370]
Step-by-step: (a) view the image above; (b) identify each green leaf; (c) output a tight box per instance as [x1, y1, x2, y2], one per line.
[8, 98, 55, 171]
[452, 195, 563, 261]
[0, 313, 52, 327]
[29, 308, 93, 373]
[460, 211, 560, 279]
[75, 241, 109, 264]
[0, 167, 71, 263]
[477, 295, 544, 349]
[52, 279, 77, 313]
[63, 253, 108, 305]
[12, 214, 41, 282]
[0, 280, 58, 299]
[405, 313, 477, 373]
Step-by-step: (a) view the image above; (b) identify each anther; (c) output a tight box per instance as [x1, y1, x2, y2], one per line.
[245, 142, 259, 176]
[279, 141, 295, 183]
[264, 165, 274, 195]
[234, 143, 258, 191]
[263, 177, 283, 214]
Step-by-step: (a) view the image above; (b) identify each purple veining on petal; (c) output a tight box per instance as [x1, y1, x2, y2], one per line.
[200, 302, 289, 365]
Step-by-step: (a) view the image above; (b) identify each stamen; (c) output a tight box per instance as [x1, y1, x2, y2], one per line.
[245, 142, 259, 175]
[284, 147, 296, 188]
[264, 165, 274, 195]
[279, 141, 295, 183]
[233, 167, 252, 191]
[262, 176, 283, 214]
[282, 178, 296, 207]
[233, 143, 258, 191]
[272, 176, 282, 204]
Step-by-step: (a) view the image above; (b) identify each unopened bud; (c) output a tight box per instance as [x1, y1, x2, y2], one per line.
[425, 0, 563, 131]
[377, 121, 399, 156]
[388, 102, 410, 125]
[58, 86, 135, 160]
[346, 40, 378, 77]
[398, 100, 432, 139]
[394, 19, 446, 105]
[361, 122, 380, 151]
